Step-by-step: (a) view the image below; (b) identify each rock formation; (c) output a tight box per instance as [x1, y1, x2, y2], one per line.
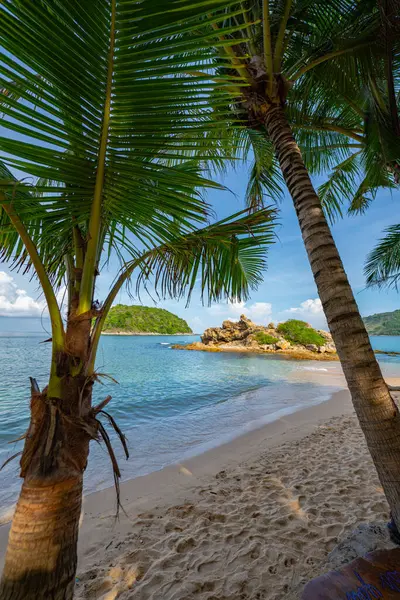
[173, 315, 338, 360]
[200, 315, 336, 355]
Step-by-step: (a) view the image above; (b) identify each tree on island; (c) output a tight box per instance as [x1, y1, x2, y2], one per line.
[0, 2, 276, 598]
[188, 0, 400, 532]
[103, 305, 193, 335]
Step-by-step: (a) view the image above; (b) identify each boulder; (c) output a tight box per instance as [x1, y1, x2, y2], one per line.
[260, 344, 275, 351]
[201, 328, 218, 343]
[324, 342, 336, 353]
[267, 322, 275, 329]
[237, 314, 255, 330]
[305, 344, 319, 352]
[245, 339, 259, 349]
[275, 339, 291, 350]
[201, 315, 255, 345]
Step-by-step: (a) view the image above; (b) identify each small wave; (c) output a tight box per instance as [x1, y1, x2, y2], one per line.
[300, 367, 328, 372]
[160, 342, 170, 345]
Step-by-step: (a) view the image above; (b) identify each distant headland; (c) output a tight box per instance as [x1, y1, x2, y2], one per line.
[364, 309, 400, 336]
[102, 304, 193, 335]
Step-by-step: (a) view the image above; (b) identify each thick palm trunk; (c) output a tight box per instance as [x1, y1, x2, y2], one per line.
[0, 477, 83, 600]
[0, 365, 93, 599]
[264, 104, 400, 526]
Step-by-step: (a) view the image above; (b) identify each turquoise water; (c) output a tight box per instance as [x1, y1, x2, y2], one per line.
[0, 333, 400, 510]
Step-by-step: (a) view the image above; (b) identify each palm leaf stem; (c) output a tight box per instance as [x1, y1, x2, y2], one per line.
[64, 254, 75, 313]
[210, 20, 253, 83]
[87, 254, 146, 373]
[293, 123, 364, 143]
[340, 94, 366, 119]
[241, 2, 258, 55]
[262, 0, 274, 95]
[73, 225, 85, 273]
[185, 70, 242, 96]
[273, 0, 293, 72]
[368, 74, 389, 112]
[0, 196, 65, 397]
[291, 43, 372, 81]
[0, 197, 64, 349]
[78, 0, 116, 315]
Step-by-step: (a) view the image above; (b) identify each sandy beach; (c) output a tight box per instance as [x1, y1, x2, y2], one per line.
[1, 377, 399, 599]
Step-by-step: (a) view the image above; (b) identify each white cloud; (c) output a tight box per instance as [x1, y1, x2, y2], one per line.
[248, 302, 273, 321]
[288, 298, 323, 315]
[280, 298, 327, 330]
[0, 271, 47, 317]
[207, 300, 273, 325]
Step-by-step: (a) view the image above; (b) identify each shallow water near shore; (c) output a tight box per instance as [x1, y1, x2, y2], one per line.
[0, 332, 399, 512]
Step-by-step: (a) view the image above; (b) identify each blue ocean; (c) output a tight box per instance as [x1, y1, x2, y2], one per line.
[0, 333, 400, 512]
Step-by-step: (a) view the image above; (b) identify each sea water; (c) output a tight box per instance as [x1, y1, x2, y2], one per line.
[0, 333, 399, 510]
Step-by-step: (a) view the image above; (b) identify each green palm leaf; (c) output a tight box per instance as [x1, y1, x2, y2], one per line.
[0, 0, 264, 308]
[134, 207, 277, 304]
[365, 224, 400, 289]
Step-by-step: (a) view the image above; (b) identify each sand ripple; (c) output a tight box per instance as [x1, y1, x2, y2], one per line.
[76, 414, 389, 600]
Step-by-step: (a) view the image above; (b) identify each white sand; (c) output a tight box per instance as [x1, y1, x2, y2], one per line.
[1, 377, 399, 599]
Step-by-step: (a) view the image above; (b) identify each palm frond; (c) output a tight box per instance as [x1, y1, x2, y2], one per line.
[133, 207, 278, 305]
[0, 0, 249, 294]
[245, 129, 284, 210]
[365, 224, 400, 288]
[204, 0, 397, 226]
[317, 153, 362, 223]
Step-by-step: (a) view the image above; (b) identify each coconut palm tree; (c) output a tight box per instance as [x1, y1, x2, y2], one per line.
[0, 2, 277, 598]
[191, 0, 400, 529]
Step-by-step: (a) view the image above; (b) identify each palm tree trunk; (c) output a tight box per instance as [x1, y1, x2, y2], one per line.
[264, 104, 400, 526]
[0, 477, 83, 600]
[0, 372, 93, 599]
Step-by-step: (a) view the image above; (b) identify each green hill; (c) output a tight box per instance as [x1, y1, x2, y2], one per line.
[364, 309, 400, 335]
[103, 304, 193, 335]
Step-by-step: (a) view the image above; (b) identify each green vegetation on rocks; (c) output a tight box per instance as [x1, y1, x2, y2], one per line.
[364, 310, 400, 336]
[103, 305, 192, 335]
[199, 314, 335, 356]
[255, 332, 278, 345]
[276, 320, 326, 347]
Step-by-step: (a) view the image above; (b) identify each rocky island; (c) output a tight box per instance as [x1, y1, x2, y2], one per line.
[173, 315, 338, 360]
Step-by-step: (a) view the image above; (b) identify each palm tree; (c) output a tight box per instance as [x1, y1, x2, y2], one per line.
[0, 2, 277, 598]
[192, 0, 400, 528]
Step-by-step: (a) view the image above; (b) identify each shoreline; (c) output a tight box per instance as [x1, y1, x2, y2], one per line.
[1, 379, 399, 599]
[72, 384, 398, 599]
[101, 331, 196, 336]
[173, 342, 400, 359]
[0, 372, 345, 520]
[0, 383, 356, 570]
[0, 388, 351, 568]
[173, 341, 340, 361]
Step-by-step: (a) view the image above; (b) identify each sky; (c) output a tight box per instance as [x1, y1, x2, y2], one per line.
[0, 161, 399, 335]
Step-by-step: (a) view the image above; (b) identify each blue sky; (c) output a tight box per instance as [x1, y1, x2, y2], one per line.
[0, 160, 399, 334]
